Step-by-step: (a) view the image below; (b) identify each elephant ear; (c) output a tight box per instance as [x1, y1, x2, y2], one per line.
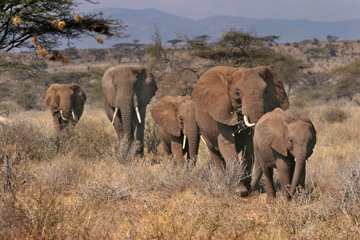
[299, 114, 317, 138]
[151, 96, 181, 137]
[101, 67, 117, 107]
[192, 66, 238, 126]
[257, 108, 289, 157]
[70, 83, 87, 105]
[254, 66, 289, 112]
[136, 68, 158, 107]
[44, 84, 61, 114]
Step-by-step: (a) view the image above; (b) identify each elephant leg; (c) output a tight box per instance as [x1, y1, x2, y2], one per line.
[104, 103, 123, 139]
[263, 167, 276, 203]
[217, 122, 249, 196]
[275, 156, 292, 200]
[157, 126, 172, 155]
[209, 146, 225, 173]
[171, 135, 185, 166]
[250, 147, 263, 192]
[134, 105, 146, 156]
[161, 139, 171, 155]
[201, 134, 225, 172]
[240, 129, 255, 191]
[53, 116, 61, 133]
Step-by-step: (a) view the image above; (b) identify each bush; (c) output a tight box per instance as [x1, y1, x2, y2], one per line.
[323, 107, 348, 123]
[144, 117, 160, 154]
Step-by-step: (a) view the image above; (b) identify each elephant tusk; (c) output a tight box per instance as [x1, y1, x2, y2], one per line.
[244, 115, 255, 127]
[183, 135, 187, 149]
[294, 158, 297, 162]
[111, 108, 118, 125]
[72, 111, 77, 121]
[135, 107, 141, 124]
[60, 110, 68, 121]
[200, 135, 207, 146]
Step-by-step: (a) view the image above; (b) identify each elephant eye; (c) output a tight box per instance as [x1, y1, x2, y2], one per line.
[235, 91, 240, 97]
[289, 138, 293, 143]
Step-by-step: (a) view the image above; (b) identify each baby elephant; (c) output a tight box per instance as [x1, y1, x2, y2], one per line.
[251, 108, 316, 202]
[44, 83, 87, 133]
[151, 95, 200, 166]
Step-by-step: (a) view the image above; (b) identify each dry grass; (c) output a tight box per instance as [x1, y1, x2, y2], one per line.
[1, 100, 360, 239]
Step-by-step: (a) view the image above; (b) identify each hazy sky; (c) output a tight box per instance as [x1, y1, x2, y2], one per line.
[78, 0, 360, 22]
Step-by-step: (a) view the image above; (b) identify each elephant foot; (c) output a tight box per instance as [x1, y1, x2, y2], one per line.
[235, 183, 249, 197]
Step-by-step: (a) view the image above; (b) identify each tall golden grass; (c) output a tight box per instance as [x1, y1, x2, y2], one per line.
[1, 100, 360, 239]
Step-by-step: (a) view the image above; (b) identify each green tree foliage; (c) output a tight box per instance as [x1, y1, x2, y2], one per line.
[305, 47, 326, 59]
[297, 71, 331, 87]
[166, 39, 184, 47]
[325, 44, 338, 57]
[88, 49, 107, 62]
[0, 0, 127, 52]
[326, 35, 339, 43]
[312, 38, 320, 46]
[61, 47, 80, 59]
[190, 29, 280, 67]
[265, 52, 309, 94]
[332, 61, 360, 99]
[49, 71, 91, 85]
[112, 40, 148, 63]
[0, 0, 127, 74]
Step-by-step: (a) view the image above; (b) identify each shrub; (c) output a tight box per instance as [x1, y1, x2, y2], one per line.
[144, 117, 160, 154]
[323, 107, 348, 123]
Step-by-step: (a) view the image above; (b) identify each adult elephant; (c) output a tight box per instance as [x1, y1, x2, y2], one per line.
[44, 83, 87, 133]
[151, 95, 200, 166]
[250, 108, 317, 202]
[192, 66, 289, 196]
[102, 66, 157, 155]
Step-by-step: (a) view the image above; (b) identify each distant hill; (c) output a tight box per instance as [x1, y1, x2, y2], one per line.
[69, 8, 360, 49]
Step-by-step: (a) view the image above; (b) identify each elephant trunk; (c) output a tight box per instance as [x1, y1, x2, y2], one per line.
[120, 102, 134, 143]
[290, 155, 306, 194]
[187, 125, 200, 163]
[59, 99, 73, 120]
[241, 93, 265, 126]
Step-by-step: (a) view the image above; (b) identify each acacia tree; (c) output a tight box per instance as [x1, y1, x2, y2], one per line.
[0, 0, 127, 70]
[332, 61, 360, 99]
[191, 29, 280, 67]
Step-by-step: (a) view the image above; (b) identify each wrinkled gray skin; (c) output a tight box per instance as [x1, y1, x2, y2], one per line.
[192, 66, 289, 197]
[44, 83, 87, 133]
[102, 66, 157, 155]
[151, 96, 200, 166]
[250, 108, 317, 203]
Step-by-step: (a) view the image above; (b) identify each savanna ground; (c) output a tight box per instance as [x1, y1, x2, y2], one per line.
[1, 97, 360, 239]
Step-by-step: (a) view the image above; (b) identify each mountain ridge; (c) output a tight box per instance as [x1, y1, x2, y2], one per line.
[70, 8, 360, 49]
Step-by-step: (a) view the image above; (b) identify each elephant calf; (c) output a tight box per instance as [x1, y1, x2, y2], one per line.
[251, 108, 316, 202]
[44, 83, 87, 133]
[151, 95, 200, 166]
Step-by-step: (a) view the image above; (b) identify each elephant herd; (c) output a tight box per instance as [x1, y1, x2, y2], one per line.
[44, 65, 317, 202]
